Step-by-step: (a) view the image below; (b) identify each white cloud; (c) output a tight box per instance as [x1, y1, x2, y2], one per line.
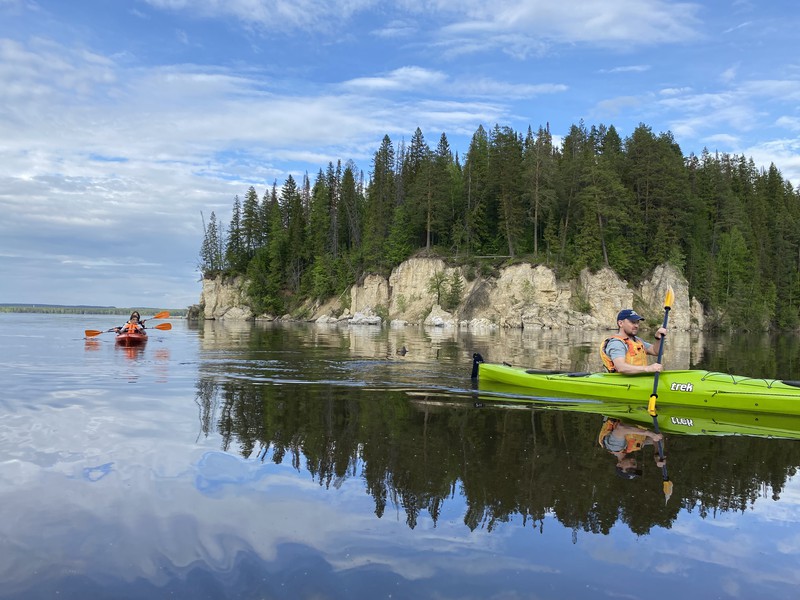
[659, 87, 692, 96]
[343, 66, 448, 92]
[145, 0, 377, 33]
[720, 64, 739, 83]
[601, 65, 651, 74]
[437, 0, 702, 46]
[370, 19, 417, 39]
[704, 133, 740, 146]
[776, 116, 800, 131]
[142, 0, 703, 54]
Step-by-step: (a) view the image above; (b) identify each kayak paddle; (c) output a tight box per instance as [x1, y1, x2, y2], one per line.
[84, 322, 172, 338]
[648, 286, 674, 416]
[648, 286, 674, 502]
[142, 310, 170, 323]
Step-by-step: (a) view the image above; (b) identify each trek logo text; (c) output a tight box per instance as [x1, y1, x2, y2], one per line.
[669, 382, 694, 392]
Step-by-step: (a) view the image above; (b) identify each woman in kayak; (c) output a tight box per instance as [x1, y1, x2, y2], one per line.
[600, 309, 667, 374]
[115, 311, 145, 334]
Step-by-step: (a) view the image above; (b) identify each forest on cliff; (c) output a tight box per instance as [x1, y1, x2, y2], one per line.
[198, 121, 800, 329]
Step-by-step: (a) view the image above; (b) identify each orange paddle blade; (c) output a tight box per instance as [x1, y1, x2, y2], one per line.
[150, 311, 170, 320]
[85, 329, 104, 338]
[153, 322, 172, 331]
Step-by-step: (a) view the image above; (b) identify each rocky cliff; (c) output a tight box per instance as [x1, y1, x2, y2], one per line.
[199, 259, 704, 331]
[199, 275, 254, 321]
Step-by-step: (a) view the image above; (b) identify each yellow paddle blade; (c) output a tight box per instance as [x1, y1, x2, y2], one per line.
[664, 286, 675, 310]
[153, 322, 172, 331]
[648, 394, 658, 417]
[663, 480, 674, 504]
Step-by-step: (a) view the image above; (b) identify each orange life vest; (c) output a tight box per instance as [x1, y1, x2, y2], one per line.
[600, 335, 647, 372]
[598, 419, 648, 453]
[122, 322, 142, 333]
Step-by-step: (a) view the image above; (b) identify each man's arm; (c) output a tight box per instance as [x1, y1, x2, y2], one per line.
[645, 327, 668, 356]
[612, 356, 662, 374]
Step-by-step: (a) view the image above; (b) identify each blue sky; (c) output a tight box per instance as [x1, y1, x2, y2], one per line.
[1, 0, 799, 308]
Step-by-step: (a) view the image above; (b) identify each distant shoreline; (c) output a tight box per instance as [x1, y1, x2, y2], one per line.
[0, 305, 187, 316]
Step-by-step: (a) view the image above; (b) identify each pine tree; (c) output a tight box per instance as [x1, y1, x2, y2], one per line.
[523, 124, 557, 259]
[489, 125, 525, 257]
[364, 136, 396, 272]
[460, 126, 491, 254]
[283, 175, 306, 292]
[226, 195, 246, 272]
[199, 210, 225, 274]
[241, 186, 261, 256]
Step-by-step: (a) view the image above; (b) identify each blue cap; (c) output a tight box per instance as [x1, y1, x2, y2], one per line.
[615, 466, 642, 479]
[617, 309, 643, 322]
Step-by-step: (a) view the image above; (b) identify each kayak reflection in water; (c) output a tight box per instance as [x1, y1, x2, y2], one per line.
[598, 417, 666, 479]
[114, 311, 145, 334]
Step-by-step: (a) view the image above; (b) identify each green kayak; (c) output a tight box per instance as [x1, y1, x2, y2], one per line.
[471, 353, 800, 417]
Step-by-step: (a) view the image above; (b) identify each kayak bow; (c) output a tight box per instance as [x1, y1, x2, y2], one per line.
[115, 332, 147, 346]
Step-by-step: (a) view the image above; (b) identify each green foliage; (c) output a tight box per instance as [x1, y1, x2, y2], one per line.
[443, 271, 464, 311]
[199, 210, 226, 275]
[427, 271, 448, 306]
[571, 288, 592, 314]
[208, 121, 800, 330]
[374, 303, 389, 321]
[426, 270, 464, 311]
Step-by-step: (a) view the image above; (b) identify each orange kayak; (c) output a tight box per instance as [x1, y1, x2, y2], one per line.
[115, 332, 147, 346]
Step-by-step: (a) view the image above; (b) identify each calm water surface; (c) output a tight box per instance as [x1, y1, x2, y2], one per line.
[2, 313, 800, 599]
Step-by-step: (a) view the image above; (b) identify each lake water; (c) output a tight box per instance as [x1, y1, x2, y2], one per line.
[2, 313, 800, 599]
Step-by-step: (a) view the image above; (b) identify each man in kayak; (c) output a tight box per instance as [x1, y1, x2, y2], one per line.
[115, 311, 145, 334]
[598, 417, 666, 479]
[600, 309, 667, 374]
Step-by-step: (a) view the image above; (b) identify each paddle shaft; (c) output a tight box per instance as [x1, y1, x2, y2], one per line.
[649, 302, 671, 415]
[649, 293, 673, 499]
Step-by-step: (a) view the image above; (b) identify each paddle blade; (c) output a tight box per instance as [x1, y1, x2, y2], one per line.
[664, 286, 675, 310]
[153, 322, 172, 331]
[150, 311, 170, 320]
[85, 329, 104, 338]
[648, 394, 658, 417]
[663, 480, 673, 504]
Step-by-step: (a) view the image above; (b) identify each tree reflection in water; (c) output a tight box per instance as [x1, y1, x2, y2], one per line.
[194, 376, 798, 537]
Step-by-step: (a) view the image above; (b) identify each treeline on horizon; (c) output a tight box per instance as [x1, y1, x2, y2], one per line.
[199, 121, 800, 330]
[0, 305, 188, 316]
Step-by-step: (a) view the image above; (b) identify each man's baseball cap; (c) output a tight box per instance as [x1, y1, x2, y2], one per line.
[617, 309, 643, 322]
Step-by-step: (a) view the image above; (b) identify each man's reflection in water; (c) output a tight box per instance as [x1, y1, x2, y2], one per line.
[598, 418, 666, 479]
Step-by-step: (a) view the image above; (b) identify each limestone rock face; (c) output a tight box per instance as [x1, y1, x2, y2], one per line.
[424, 305, 456, 328]
[200, 258, 705, 330]
[579, 267, 632, 328]
[388, 257, 464, 323]
[640, 264, 689, 330]
[350, 273, 389, 315]
[200, 275, 254, 320]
